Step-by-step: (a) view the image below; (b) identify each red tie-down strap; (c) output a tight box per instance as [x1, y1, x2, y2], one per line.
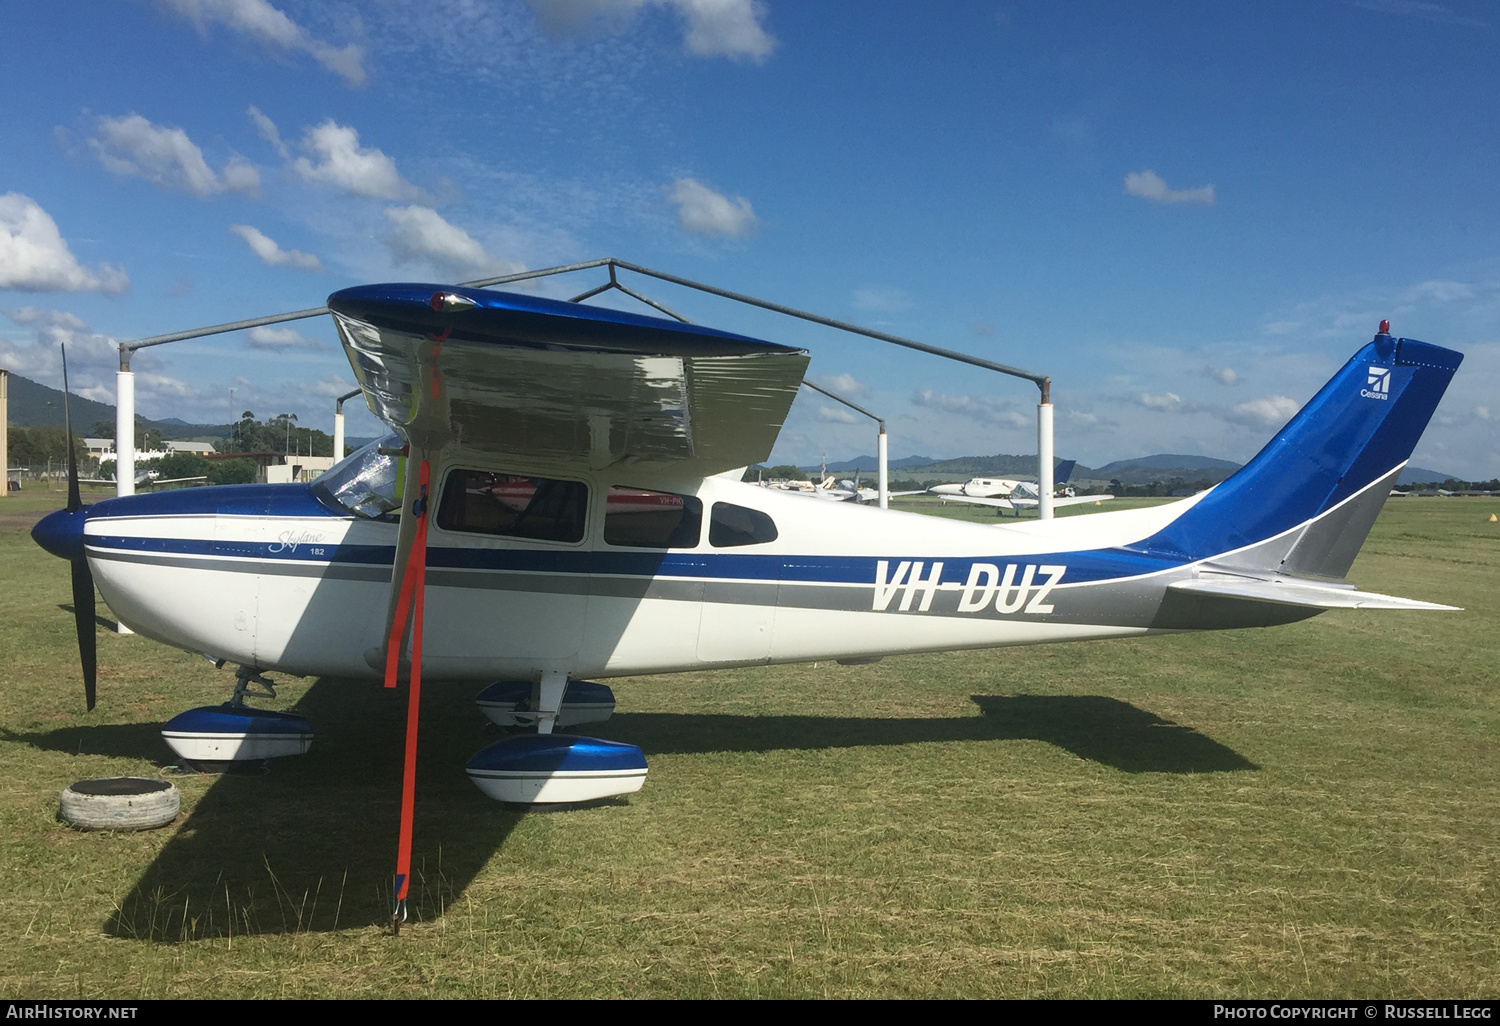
[386, 458, 430, 932]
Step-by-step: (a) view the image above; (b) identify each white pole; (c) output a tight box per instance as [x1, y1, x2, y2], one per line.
[0, 368, 9, 499]
[333, 404, 345, 462]
[1037, 401, 1054, 520]
[877, 426, 889, 509]
[116, 366, 135, 498]
[115, 361, 135, 634]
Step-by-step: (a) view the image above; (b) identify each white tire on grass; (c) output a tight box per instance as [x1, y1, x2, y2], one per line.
[59, 777, 180, 831]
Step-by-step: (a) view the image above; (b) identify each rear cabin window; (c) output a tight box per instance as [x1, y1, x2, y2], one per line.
[709, 502, 778, 547]
[437, 470, 588, 543]
[603, 487, 702, 548]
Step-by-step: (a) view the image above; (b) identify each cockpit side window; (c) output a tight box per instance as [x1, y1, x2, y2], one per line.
[709, 502, 777, 547]
[313, 433, 403, 519]
[437, 469, 588, 543]
[603, 486, 702, 548]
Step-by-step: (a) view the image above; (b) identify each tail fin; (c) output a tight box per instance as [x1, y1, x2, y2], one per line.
[1054, 459, 1077, 486]
[1138, 329, 1462, 576]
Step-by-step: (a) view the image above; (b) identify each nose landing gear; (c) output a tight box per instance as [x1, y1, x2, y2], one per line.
[160, 665, 314, 771]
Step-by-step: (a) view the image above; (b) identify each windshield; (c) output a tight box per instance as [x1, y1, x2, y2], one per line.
[313, 433, 403, 518]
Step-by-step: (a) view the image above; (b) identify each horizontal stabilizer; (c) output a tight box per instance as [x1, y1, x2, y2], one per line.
[1168, 575, 1459, 611]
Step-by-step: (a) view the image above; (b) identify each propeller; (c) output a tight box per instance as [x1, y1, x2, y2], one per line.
[61, 346, 98, 710]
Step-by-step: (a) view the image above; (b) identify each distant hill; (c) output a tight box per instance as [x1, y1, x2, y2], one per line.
[5, 373, 119, 430]
[1087, 453, 1243, 487]
[901, 454, 1067, 479]
[787, 450, 1257, 488]
[1398, 466, 1458, 486]
[1095, 453, 1242, 474]
[4, 373, 229, 440]
[798, 454, 938, 474]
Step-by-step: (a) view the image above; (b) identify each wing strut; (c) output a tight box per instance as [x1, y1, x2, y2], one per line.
[385, 453, 431, 935]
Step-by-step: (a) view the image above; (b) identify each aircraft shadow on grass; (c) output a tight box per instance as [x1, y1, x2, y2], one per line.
[18, 682, 1254, 942]
[58, 603, 120, 633]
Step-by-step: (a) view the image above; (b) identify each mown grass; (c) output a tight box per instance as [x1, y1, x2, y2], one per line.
[0, 492, 1495, 998]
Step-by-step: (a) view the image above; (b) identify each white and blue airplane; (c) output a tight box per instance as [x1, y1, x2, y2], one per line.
[31, 288, 1460, 924]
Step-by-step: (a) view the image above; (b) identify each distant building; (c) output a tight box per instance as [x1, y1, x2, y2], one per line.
[165, 440, 216, 455]
[205, 451, 335, 483]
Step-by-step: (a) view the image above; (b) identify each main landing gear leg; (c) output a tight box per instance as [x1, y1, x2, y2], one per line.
[230, 666, 277, 707]
[534, 669, 567, 735]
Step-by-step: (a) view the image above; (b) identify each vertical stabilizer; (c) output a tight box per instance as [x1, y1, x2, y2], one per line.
[1135, 330, 1461, 566]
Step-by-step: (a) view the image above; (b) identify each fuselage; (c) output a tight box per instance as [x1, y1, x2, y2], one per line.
[68, 450, 1318, 685]
[929, 477, 1026, 499]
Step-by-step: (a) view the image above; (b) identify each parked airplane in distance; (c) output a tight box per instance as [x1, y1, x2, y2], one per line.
[929, 460, 1112, 513]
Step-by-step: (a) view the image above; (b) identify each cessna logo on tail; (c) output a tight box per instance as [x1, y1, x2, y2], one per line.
[873, 560, 1066, 615]
[1362, 366, 1391, 400]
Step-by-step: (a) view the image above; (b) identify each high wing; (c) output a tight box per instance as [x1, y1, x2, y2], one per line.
[938, 492, 1115, 510]
[328, 283, 810, 474]
[1010, 493, 1114, 510]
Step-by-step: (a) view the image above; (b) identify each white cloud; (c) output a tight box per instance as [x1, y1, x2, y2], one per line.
[527, 0, 775, 62]
[158, 0, 367, 85]
[228, 224, 322, 271]
[0, 195, 129, 295]
[382, 205, 523, 280]
[817, 372, 869, 397]
[247, 105, 289, 159]
[89, 114, 260, 198]
[7, 306, 89, 332]
[1403, 279, 1473, 303]
[852, 286, 911, 312]
[293, 121, 425, 201]
[1227, 395, 1301, 428]
[1124, 169, 1215, 206]
[1202, 366, 1238, 385]
[134, 371, 199, 399]
[246, 325, 324, 349]
[1136, 391, 1183, 411]
[816, 405, 859, 424]
[1, 306, 119, 385]
[1475, 406, 1491, 422]
[666, 177, 757, 238]
[674, 0, 776, 61]
[1350, 0, 1488, 29]
[912, 388, 1029, 428]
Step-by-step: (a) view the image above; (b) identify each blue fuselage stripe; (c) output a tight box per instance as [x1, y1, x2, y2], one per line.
[83, 532, 1184, 585]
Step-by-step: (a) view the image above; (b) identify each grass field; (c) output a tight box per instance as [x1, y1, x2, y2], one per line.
[0, 492, 1496, 998]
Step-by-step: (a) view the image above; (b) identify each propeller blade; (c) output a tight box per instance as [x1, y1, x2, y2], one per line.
[70, 560, 97, 711]
[60, 345, 81, 513]
[60, 343, 95, 709]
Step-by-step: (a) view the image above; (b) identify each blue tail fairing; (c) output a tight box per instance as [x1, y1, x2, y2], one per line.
[1134, 333, 1461, 563]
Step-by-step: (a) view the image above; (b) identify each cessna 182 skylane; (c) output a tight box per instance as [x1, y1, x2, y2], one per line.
[31, 287, 1460, 926]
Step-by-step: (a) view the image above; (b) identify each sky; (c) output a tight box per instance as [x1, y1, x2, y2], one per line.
[1, 0, 1497, 477]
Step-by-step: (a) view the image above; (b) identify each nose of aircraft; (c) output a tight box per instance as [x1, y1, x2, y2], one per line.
[32, 506, 89, 562]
